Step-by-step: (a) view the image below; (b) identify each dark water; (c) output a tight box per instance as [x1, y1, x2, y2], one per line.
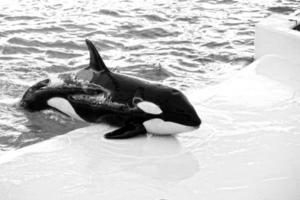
[0, 0, 299, 150]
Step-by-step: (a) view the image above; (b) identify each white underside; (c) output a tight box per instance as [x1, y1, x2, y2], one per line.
[143, 118, 197, 135]
[47, 97, 85, 121]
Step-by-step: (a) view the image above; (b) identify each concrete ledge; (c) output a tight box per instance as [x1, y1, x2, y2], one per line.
[255, 14, 300, 64]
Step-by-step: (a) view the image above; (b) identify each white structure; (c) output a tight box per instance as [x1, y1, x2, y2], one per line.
[255, 12, 300, 63]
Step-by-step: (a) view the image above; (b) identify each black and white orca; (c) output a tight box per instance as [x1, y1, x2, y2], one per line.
[20, 39, 201, 139]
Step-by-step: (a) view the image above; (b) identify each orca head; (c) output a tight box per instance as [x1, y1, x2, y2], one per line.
[161, 88, 201, 127]
[139, 87, 201, 135]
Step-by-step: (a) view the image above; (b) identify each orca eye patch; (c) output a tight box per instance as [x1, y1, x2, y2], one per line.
[136, 101, 163, 115]
[76, 69, 94, 82]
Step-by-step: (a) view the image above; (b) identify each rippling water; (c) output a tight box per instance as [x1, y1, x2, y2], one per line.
[0, 0, 299, 150]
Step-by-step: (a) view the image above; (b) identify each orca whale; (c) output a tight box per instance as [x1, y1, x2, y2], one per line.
[20, 39, 201, 139]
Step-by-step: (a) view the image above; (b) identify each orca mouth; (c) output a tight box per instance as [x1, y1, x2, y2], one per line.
[163, 112, 201, 127]
[68, 93, 109, 105]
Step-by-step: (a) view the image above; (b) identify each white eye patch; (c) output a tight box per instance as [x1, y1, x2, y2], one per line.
[137, 101, 162, 115]
[47, 97, 85, 121]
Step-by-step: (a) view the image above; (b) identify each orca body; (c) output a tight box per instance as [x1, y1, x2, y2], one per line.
[20, 40, 201, 139]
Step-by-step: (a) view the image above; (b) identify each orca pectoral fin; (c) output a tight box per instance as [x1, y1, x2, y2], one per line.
[104, 123, 146, 139]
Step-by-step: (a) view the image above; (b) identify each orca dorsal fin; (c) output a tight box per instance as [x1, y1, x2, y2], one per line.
[85, 39, 109, 72]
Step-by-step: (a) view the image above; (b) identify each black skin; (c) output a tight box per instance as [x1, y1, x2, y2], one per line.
[20, 39, 201, 139]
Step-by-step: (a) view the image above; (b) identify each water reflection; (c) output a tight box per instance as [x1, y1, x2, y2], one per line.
[101, 135, 199, 180]
[0, 126, 199, 198]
